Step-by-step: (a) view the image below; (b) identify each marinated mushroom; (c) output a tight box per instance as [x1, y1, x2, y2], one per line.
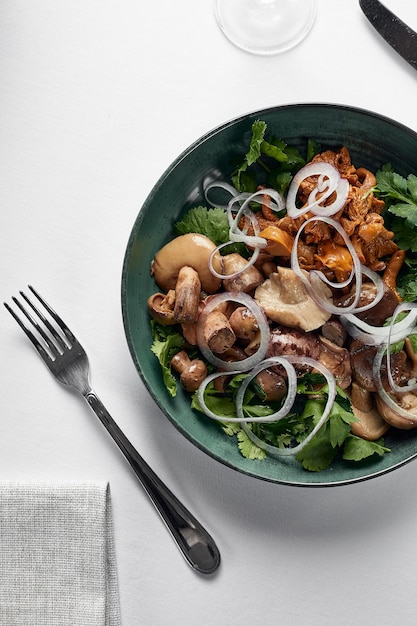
[222, 253, 264, 293]
[375, 392, 417, 430]
[349, 383, 389, 440]
[170, 350, 208, 393]
[228, 306, 259, 342]
[151, 233, 223, 293]
[203, 309, 236, 354]
[351, 405, 390, 440]
[374, 337, 417, 430]
[173, 266, 201, 323]
[318, 336, 351, 389]
[254, 266, 332, 332]
[147, 290, 176, 325]
[253, 369, 287, 402]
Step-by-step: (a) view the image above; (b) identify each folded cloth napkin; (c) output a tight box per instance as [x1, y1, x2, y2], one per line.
[0, 481, 121, 626]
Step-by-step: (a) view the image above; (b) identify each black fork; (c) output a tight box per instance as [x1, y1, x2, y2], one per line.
[4, 286, 221, 575]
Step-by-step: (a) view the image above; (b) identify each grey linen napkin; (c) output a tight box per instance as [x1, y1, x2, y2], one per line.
[0, 481, 121, 626]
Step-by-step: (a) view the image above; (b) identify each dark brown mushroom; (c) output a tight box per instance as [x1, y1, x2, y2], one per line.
[253, 369, 287, 402]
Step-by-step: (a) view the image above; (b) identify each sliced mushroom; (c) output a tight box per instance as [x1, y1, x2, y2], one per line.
[267, 325, 320, 375]
[254, 267, 332, 332]
[222, 253, 264, 293]
[203, 309, 236, 354]
[151, 233, 223, 293]
[321, 318, 347, 347]
[350, 341, 408, 392]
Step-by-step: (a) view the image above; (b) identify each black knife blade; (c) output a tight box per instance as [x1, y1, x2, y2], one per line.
[359, 0, 417, 70]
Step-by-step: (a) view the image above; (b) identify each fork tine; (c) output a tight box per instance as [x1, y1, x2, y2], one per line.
[3, 299, 51, 362]
[13, 291, 64, 358]
[20, 289, 68, 353]
[28, 285, 76, 345]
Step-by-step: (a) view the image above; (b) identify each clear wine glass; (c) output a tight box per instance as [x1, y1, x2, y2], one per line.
[214, 0, 317, 56]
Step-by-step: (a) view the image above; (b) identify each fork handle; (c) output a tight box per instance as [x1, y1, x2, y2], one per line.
[83, 390, 220, 575]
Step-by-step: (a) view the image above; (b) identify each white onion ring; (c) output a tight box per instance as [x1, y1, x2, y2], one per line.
[342, 303, 417, 346]
[235, 357, 298, 423]
[373, 345, 417, 423]
[204, 181, 248, 210]
[380, 302, 417, 394]
[291, 216, 383, 316]
[208, 189, 278, 280]
[286, 162, 349, 218]
[208, 242, 263, 280]
[196, 292, 270, 372]
[241, 356, 337, 456]
[196, 369, 244, 422]
[196, 357, 297, 424]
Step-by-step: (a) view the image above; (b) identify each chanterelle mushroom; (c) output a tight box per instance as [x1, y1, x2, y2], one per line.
[151, 233, 223, 294]
[254, 267, 332, 332]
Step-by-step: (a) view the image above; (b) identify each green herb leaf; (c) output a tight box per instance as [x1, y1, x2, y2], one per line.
[376, 169, 417, 244]
[342, 435, 390, 462]
[237, 429, 267, 460]
[296, 422, 338, 472]
[150, 322, 184, 397]
[174, 206, 229, 246]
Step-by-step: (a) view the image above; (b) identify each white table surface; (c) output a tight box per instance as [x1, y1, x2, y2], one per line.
[2, 1, 417, 624]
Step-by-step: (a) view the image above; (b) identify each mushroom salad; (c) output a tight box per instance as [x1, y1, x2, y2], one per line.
[147, 120, 417, 472]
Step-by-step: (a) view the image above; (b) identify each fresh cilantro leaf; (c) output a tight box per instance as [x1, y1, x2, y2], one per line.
[231, 120, 305, 192]
[388, 217, 417, 252]
[237, 429, 267, 460]
[232, 120, 267, 190]
[259, 139, 288, 163]
[174, 206, 229, 246]
[342, 435, 390, 462]
[220, 421, 241, 437]
[376, 168, 417, 246]
[191, 381, 237, 420]
[306, 138, 321, 162]
[150, 321, 183, 397]
[389, 203, 417, 227]
[296, 422, 338, 472]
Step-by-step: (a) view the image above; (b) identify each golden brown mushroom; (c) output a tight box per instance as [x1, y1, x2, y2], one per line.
[222, 253, 264, 293]
[147, 290, 176, 325]
[151, 233, 223, 294]
[173, 266, 201, 323]
[203, 309, 236, 354]
[170, 350, 207, 393]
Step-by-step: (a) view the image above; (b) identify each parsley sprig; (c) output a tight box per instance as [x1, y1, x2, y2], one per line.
[377, 165, 417, 252]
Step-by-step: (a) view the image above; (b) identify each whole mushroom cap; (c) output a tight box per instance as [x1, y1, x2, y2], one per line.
[151, 233, 222, 294]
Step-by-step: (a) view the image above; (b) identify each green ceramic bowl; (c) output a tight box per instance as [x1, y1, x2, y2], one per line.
[122, 103, 417, 487]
